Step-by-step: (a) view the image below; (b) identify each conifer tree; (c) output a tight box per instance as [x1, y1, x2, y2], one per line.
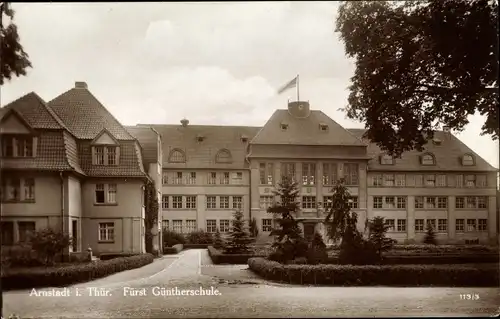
[424, 222, 438, 245]
[366, 216, 396, 261]
[213, 228, 225, 250]
[224, 210, 253, 254]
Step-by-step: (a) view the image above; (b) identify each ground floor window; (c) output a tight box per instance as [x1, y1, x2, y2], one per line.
[18, 221, 36, 242]
[262, 219, 272, 232]
[219, 219, 230, 233]
[1, 221, 14, 245]
[172, 220, 182, 233]
[98, 222, 114, 241]
[185, 220, 196, 232]
[206, 220, 216, 233]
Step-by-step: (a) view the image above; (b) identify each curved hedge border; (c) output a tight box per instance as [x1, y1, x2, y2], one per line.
[2, 253, 154, 291]
[164, 244, 183, 254]
[208, 246, 267, 264]
[248, 257, 499, 287]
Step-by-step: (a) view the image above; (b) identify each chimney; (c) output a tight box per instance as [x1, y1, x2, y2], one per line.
[180, 118, 189, 127]
[75, 81, 88, 89]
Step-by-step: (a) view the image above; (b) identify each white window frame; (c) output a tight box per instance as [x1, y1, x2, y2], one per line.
[98, 222, 114, 241]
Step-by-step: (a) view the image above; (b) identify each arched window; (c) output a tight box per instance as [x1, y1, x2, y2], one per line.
[168, 149, 185, 163]
[462, 154, 475, 166]
[380, 154, 394, 165]
[421, 153, 435, 166]
[215, 149, 232, 163]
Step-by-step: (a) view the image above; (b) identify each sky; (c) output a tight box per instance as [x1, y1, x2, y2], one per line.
[2, 1, 498, 168]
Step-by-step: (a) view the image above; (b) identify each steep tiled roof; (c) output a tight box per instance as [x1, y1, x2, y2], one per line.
[251, 109, 365, 146]
[126, 126, 160, 167]
[3, 92, 66, 130]
[62, 131, 85, 175]
[143, 124, 261, 169]
[348, 129, 497, 172]
[47, 85, 135, 140]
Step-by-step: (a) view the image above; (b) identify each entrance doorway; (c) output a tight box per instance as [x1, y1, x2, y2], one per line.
[72, 220, 78, 252]
[303, 223, 316, 240]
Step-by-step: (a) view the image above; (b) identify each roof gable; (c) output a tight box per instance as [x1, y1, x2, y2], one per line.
[91, 128, 119, 145]
[251, 109, 365, 146]
[47, 83, 135, 140]
[0, 108, 33, 134]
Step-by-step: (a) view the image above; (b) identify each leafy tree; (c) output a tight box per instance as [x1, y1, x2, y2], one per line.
[307, 231, 328, 265]
[213, 228, 225, 250]
[249, 217, 259, 239]
[267, 177, 308, 262]
[424, 222, 438, 245]
[365, 216, 396, 262]
[1, 2, 32, 85]
[30, 228, 71, 265]
[144, 180, 159, 254]
[224, 210, 253, 254]
[336, 0, 499, 157]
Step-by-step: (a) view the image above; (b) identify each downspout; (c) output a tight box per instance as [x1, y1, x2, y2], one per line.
[245, 143, 252, 220]
[59, 170, 65, 261]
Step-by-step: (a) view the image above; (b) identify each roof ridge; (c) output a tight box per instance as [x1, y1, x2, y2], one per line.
[31, 92, 74, 133]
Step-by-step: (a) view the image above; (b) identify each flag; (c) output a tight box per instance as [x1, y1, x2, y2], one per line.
[277, 76, 298, 94]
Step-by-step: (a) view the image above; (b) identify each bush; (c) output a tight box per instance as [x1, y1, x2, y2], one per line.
[424, 224, 438, 245]
[213, 228, 225, 250]
[208, 245, 266, 264]
[2, 254, 154, 291]
[30, 228, 72, 265]
[163, 244, 183, 254]
[162, 229, 185, 248]
[99, 253, 141, 261]
[183, 244, 210, 249]
[1, 245, 44, 268]
[391, 244, 496, 253]
[247, 257, 498, 286]
[307, 232, 328, 265]
[186, 230, 213, 245]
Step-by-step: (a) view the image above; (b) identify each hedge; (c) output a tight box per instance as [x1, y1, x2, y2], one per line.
[163, 244, 183, 254]
[2, 253, 154, 291]
[324, 253, 499, 265]
[99, 253, 142, 261]
[327, 244, 497, 253]
[248, 257, 498, 287]
[208, 246, 266, 264]
[183, 244, 210, 249]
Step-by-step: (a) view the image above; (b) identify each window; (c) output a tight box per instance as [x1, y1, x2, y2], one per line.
[221, 172, 230, 185]
[465, 175, 476, 188]
[186, 196, 196, 209]
[373, 196, 383, 209]
[427, 219, 436, 230]
[323, 196, 333, 209]
[385, 219, 395, 231]
[380, 154, 394, 165]
[18, 221, 35, 242]
[396, 197, 406, 209]
[281, 163, 296, 183]
[206, 220, 217, 233]
[437, 197, 447, 209]
[372, 174, 383, 187]
[343, 163, 358, 186]
[93, 146, 118, 165]
[107, 184, 117, 203]
[415, 196, 424, 209]
[215, 149, 232, 163]
[395, 174, 406, 187]
[349, 196, 359, 209]
[436, 175, 446, 187]
[208, 172, 217, 185]
[162, 195, 169, 209]
[259, 163, 274, 185]
[467, 219, 477, 232]
[107, 147, 117, 165]
[162, 220, 169, 230]
[426, 197, 436, 209]
[383, 174, 395, 187]
[220, 219, 230, 233]
[262, 219, 272, 232]
[206, 196, 216, 209]
[1, 136, 14, 157]
[415, 174, 423, 187]
[319, 123, 328, 131]
[172, 196, 183, 209]
[478, 219, 487, 231]
[476, 175, 487, 188]
[232, 172, 243, 184]
[186, 220, 196, 233]
[169, 149, 185, 163]
[456, 174, 464, 188]
[98, 223, 114, 241]
[95, 146, 104, 165]
[425, 175, 436, 187]
[462, 154, 474, 166]
[421, 153, 435, 165]
[220, 196, 229, 209]
[456, 197, 465, 209]
[478, 196, 487, 209]
[321, 163, 337, 186]
[95, 184, 105, 203]
[13, 137, 33, 157]
[22, 178, 35, 201]
[438, 219, 447, 232]
[280, 123, 288, 130]
[302, 163, 316, 185]
[259, 196, 274, 210]
[173, 220, 183, 233]
[3, 178, 21, 201]
[466, 197, 476, 209]
[174, 172, 183, 185]
[455, 219, 465, 232]
[397, 219, 406, 232]
[1, 222, 14, 245]
[162, 172, 169, 184]
[302, 196, 316, 209]
[385, 196, 395, 209]
[187, 172, 196, 184]
[232, 196, 243, 210]
[415, 219, 424, 232]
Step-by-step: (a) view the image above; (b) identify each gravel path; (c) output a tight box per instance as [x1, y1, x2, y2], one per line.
[4, 249, 500, 318]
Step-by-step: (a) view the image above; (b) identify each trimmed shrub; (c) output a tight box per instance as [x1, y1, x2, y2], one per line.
[213, 228, 225, 250]
[307, 232, 328, 265]
[247, 257, 498, 286]
[162, 229, 185, 248]
[2, 245, 44, 267]
[30, 228, 72, 265]
[163, 244, 183, 254]
[183, 244, 210, 249]
[186, 230, 213, 245]
[99, 253, 141, 261]
[424, 224, 438, 245]
[2, 254, 154, 291]
[208, 245, 266, 264]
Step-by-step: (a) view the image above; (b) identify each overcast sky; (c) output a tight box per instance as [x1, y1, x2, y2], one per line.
[2, 2, 498, 168]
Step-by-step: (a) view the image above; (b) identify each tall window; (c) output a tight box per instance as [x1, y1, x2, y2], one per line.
[208, 172, 217, 185]
[395, 174, 406, 187]
[220, 219, 230, 233]
[162, 195, 169, 209]
[426, 197, 436, 209]
[456, 197, 465, 209]
[372, 174, 383, 187]
[95, 147, 105, 165]
[107, 184, 117, 203]
[259, 163, 274, 185]
[1, 136, 14, 157]
[466, 219, 476, 231]
[385, 196, 395, 209]
[349, 196, 359, 209]
[385, 219, 395, 231]
[186, 196, 197, 209]
[220, 172, 230, 185]
[93, 146, 118, 165]
[262, 219, 272, 232]
[281, 163, 296, 183]
[414, 196, 424, 209]
[437, 197, 447, 208]
[95, 184, 105, 203]
[107, 147, 117, 165]
[206, 220, 217, 233]
[302, 196, 316, 209]
[186, 220, 196, 233]
[383, 174, 395, 187]
[206, 196, 216, 209]
[232, 196, 243, 209]
[15, 137, 33, 157]
[174, 172, 183, 185]
[455, 219, 465, 232]
[476, 175, 487, 188]
[98, 222, 114, 241]
[220, 196, 229, 209]
[18, 221, 35, 242]
[162, 172, 169, 184]
[425, 175, 436, 187]
[162, 220, 169, 230]
[322, 163, 337, 186]
[259, 196, 274, 209]
[415, 219, 424, 232]
[436, 175, 446, 187]
[438, 219, 447, 232]
[302, 163, 316, 185]
[1, 222, 14, 245]
[232, 172, 243, 184]
[373, 196, 383, 209]
[173, 220, 182, 233]
[172, 196, 183, 209]
[397, 219, 406, 232]
[396, 197, 406, 209]
[343, 163, 358, 186]
[187, 172, 196, 184]
[465, 175, 476, 187]
[478, 219, 487, 231]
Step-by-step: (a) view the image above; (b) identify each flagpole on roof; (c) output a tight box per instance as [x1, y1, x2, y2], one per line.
[296, 74, 300, 102]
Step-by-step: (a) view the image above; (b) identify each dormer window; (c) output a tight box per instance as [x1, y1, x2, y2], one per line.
[421, 153, 435, 166]
[196, 134, 205, 142]
[280, 123, 289, 131]
[93, 146, 119, 166]
[1, 135, 36, 158]
[215, 149, 232, 163]
[168, 149, 186, 163]
[380, 154, 394, 165]
[240, 135, 248, 143]
[462, 154, 475, 166]
[319, 123, 328, 132]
